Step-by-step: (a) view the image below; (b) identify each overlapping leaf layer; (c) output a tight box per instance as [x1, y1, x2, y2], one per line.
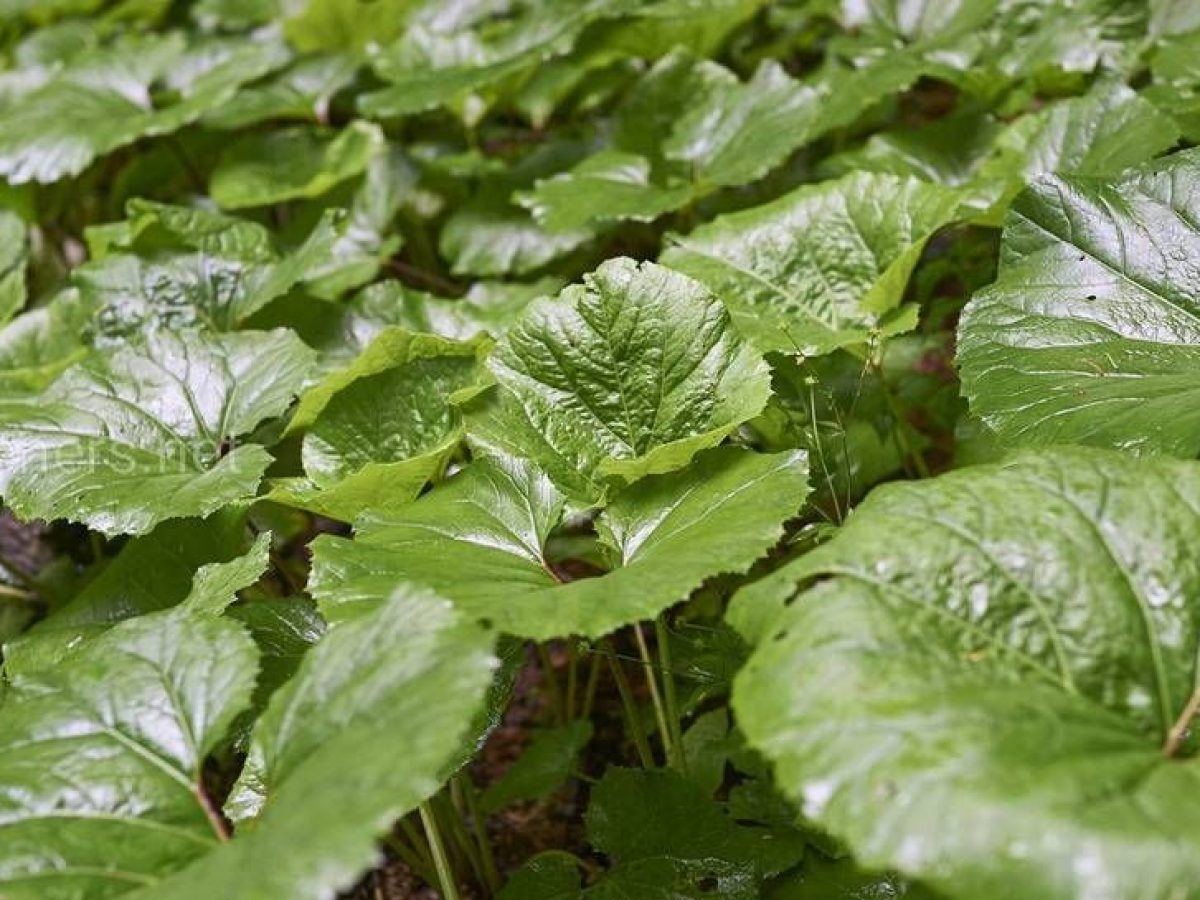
[0, 1, 1198, 899]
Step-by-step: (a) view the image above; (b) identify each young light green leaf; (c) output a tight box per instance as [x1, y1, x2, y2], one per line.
[735, 448, 1200, 900]
[0, 329, 315, 535]
[959, 149, 1200, 456]
[210, 122, 384, 210]
[483, 258, 772, 500]
[271, 329, 484, 521]
[282, 0, 415, 53]
[310, 447, 808, 639]
[662, 172, 965, 356]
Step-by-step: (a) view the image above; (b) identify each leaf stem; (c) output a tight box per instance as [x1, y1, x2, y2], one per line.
[194, 782, 231, 842]
[386, 825, 438, 887]
[536, 642, 566, 724]
[435, 792, 487, 890]
[655, 615, 687, 773]
[419, 801, 461, 900]
[456, 773, 500, 894]
[873, 358, 931, 480]
[634, 623, 676, 769]
[603, 640, 655, 768]
[1164, 684, 1200, 757]
[565, 639, 579, 721]
[581, 649, 602, 720]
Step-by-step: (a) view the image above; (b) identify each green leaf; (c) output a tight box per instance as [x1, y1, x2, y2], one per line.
[662, 172, 964, 356]
[0, 289, 91, 395]
[437, 138, 598, 278]
[662, 59, 820, 190]
[359, 0, 633, 120]
[0, 604, 259, 898]
[282, 0, 413, 53]
[0, 210, 29, 326]
[310, 447, 808, 639]
[0, 329, 315, 535]
[958, 148, 1200, 456]
[270, 328, 485, 521]
[587, 768, 804, 884]
[480, 719, 593, 812]
[820, 109, 1003, 186]
[323, 278, 558, 347]
[517, 150, 693, 232]
[973, 83, 1181, 215]
[591, 0, 764, 59]
[734, 447, 1200, 900]
[180, 531, 271, 614]
[77, 201, 343, 335]
[201, 53, 359, 131]
[766, 855, 938, 900]
[481, 258, 772, 500]
[299, 145, 413, 300]
[210, 122, 384, 210]
[3, 510, 250, 676]
[440, 200, 595, 277]
[134, 590, 496, 900]
[680, 708, 732, 797]
[0, 32, 289, 184]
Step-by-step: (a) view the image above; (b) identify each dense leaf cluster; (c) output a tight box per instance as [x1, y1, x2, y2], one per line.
[0, 1, 1198, 898]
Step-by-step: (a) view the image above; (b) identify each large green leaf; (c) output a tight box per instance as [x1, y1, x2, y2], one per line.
[478, 257, 772, 501]
[311, 278, 556, 348]
[662, 59, 821, 191]
[0, 329, 315, 535]
[958, 149, 1200, 456]
[662, 172, 965, 356]
[309, 447, 807, 638]
[734, 448, 1200, 900]
[517, 149, 693, 232]
[359, 0, 633, 120]
[136, 589, 496, 900]
[77, 201, 342, 336]
[972, 82, 1181, 214]
[270, 329, 484, 521]
[519, 47, 936, 233]
[3, 510, 250, 676]
[210, 122, 383, 210]
[0, 604, 259, 898]
[0, 33, 288, 183]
